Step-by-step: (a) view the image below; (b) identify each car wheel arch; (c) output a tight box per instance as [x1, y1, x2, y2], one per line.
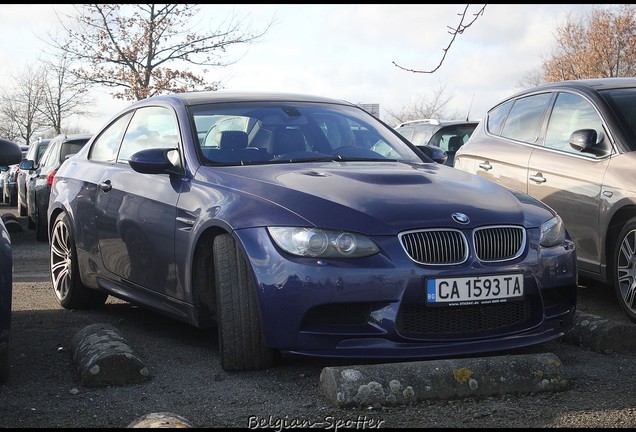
[190, 228, 228, 328]
[612, 214, 636, 322]
[211, 231, 275, 371]
[606, 205, 636, 285]
[48, 206, 67, 242]
[50, 210, 108, 309]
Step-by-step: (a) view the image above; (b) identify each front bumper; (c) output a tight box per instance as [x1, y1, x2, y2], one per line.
[236, 227, 577, 360]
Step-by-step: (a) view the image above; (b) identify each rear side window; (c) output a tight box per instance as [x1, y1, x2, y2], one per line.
[500, 93, 552, 144]
[60, 142, 87, 162]
[395, 125, 414, 141]
[486, 100, 513, 135]
[38, 140, 58, 168]
[429, 125, 477, 151]
[36, 145, 48, 163]
[410, 126, 435, 146]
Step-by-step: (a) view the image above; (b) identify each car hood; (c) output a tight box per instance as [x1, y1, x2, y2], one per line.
[199, 161, 553, 235]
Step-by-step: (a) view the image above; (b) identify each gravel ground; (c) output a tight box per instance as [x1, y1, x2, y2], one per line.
[2, 204, 636, 428]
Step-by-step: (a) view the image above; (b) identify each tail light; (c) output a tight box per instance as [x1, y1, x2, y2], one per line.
[47, 170, 58, 186]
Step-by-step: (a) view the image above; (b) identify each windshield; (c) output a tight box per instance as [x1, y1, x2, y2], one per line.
[600, 88, 636, 151]
[189, 102, 427, 165]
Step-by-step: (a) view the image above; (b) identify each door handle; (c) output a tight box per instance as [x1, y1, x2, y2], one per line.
[478, 161, 492, 171]
[529, 173, 546, 183]
[98, 180, 112, 192]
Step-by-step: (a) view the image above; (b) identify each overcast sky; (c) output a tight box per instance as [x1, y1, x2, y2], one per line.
[0, 3, 601, 133]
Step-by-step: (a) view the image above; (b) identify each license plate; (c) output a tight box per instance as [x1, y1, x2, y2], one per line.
[426, 273, 524, 306]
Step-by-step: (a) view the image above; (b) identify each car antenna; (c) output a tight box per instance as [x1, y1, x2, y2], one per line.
[466, 94, 474, 121]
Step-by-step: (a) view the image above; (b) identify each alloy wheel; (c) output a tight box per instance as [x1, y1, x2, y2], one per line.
[50, 219, 72, 302]
[617, 228, 636, 314]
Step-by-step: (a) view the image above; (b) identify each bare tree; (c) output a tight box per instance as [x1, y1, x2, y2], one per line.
[384, 82, 462, 126]
[49, 4, 272, 101]
[515, 68, 547, 91]
[393, 4, 487, 74]
[542, 5, 636, 81]
[39, 53, 93, 135]
[0, 66, 49, 146]
[0, 116, 23, 144]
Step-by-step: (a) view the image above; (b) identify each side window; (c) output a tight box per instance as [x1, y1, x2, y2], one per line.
[38, 147, 51, 167]
[39, 140, 58, 168]
[60, 142, 87, 162]
[487, 100, 513, 135]
[118, 106, 179, 163]
[500, 93, 552, 144]
[36, 145, 48, 164]
[544, 92, 610, 157]
[396, 126, 414, 141]
[89, 112, 134, 163]
[410, 128, 433, 146]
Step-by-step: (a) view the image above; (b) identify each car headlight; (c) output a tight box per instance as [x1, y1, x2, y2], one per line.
[268, 227, 380, 258]
[540, 216, 566, 247]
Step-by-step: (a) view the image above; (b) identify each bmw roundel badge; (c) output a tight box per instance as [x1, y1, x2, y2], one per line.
[452, 212, 470, 224]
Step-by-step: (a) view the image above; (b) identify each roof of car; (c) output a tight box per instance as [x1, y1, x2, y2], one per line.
[51, 133, 93, 143]
[130, 91, 355, 108]
[513, 77, 636, 97]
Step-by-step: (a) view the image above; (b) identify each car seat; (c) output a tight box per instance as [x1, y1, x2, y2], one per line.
[219, 130, 248, 150]
[269, 127, 306, 156]
[446, 136, 463, 166]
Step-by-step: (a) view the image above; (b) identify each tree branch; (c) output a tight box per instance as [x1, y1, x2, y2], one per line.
[393, 4, 487, 74]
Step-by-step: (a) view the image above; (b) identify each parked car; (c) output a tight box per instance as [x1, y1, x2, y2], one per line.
[48, 91, 577, 371]
[1, 146, 28, 206]
[0, 137, 24, 383]
[28, 134, 91, 241]
[454, 77, 636, 322]
[17, 138, 51, 217]
[0, 166, 7, 197]
[395, 119, 478, 166]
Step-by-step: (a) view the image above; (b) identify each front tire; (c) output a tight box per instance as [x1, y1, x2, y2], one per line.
[50, 212, 107, 309]
[213, 233, 274, 371]
[613, 217, 636, 322]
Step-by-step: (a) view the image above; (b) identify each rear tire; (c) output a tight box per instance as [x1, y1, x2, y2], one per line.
[213, 233, 274, 371]
[613, 217, 636, 322]
[50, 212, 107, 309]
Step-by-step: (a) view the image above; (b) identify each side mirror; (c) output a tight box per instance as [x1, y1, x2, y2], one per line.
[417, 145, 448, 165]
[0, 138, 22, 166]
[569, 129, 597, 152]
[128, 148, 182, 175]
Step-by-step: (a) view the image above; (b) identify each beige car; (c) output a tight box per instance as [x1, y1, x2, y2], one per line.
[455, 77, 636, 321]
